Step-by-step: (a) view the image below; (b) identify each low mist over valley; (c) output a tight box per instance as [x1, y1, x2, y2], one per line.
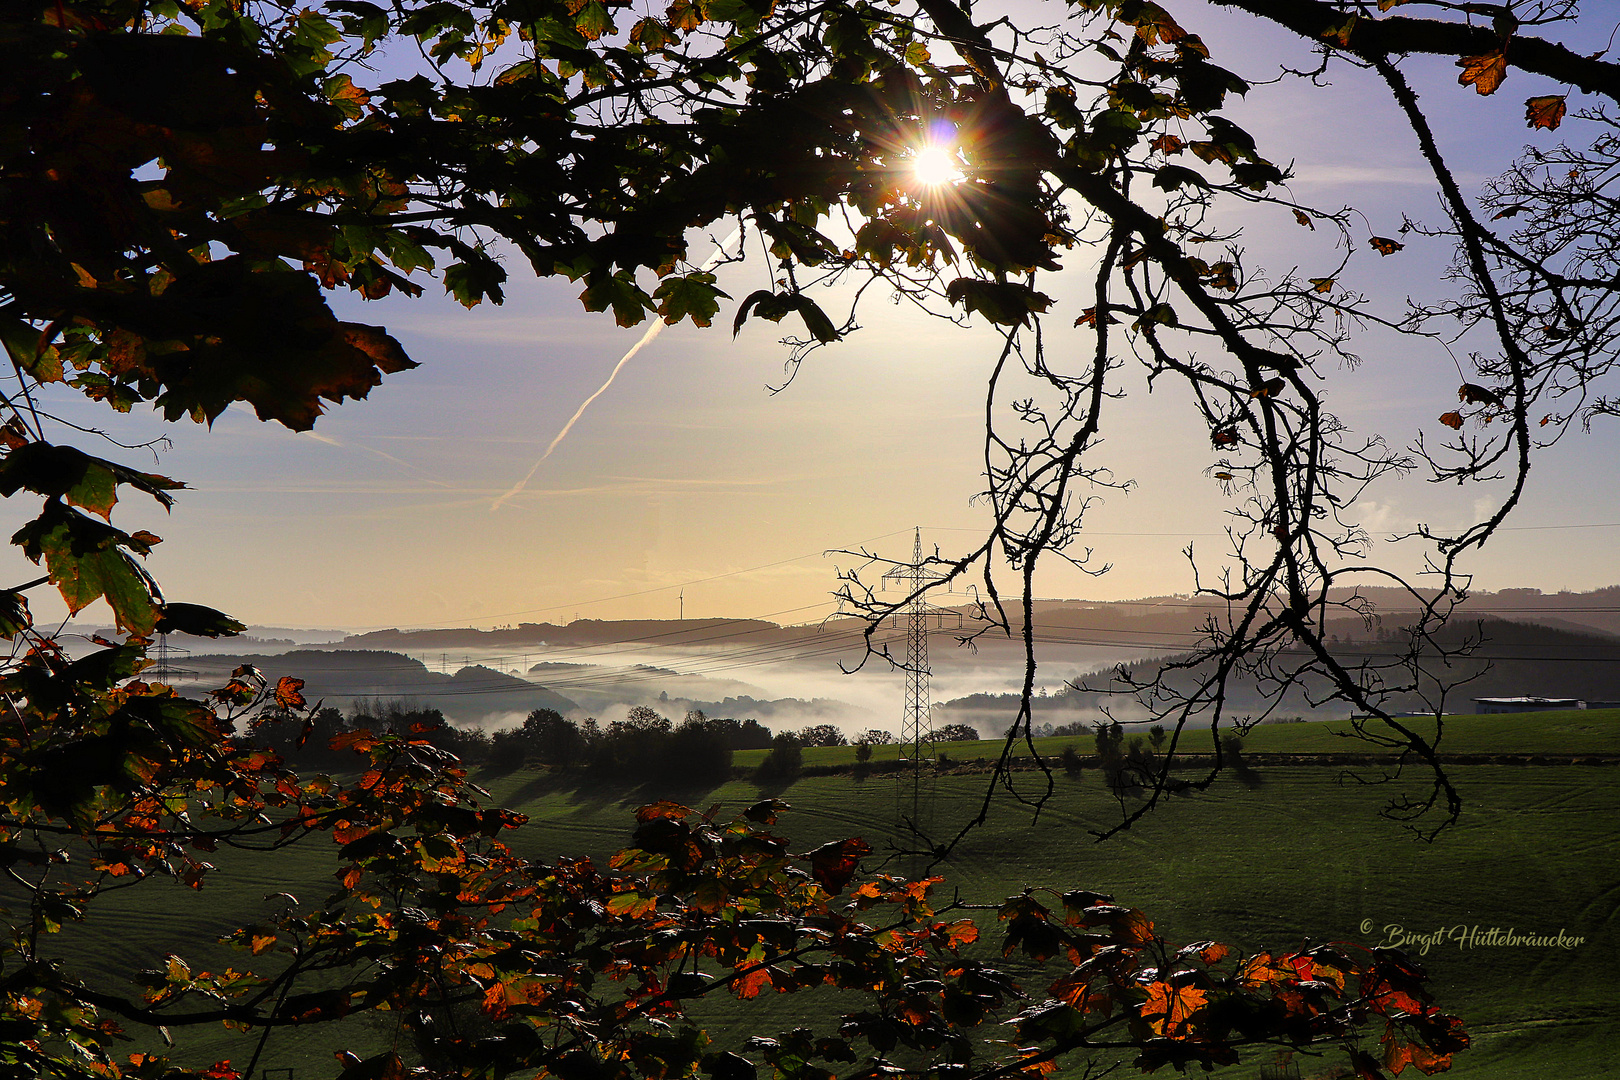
[81, 584, 1620, 739]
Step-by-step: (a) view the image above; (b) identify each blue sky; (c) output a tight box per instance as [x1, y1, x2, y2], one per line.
[10, 1, 1620, 631]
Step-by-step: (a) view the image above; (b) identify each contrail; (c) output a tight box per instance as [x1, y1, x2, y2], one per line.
[492, 227, 743, 512]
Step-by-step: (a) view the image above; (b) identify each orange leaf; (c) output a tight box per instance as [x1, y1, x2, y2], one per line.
[330, 731, 380, 754]
[938, 919, 980, 948]
[1309, 277, 1334, 293]
[250, 931, 276, 955]
[1456, 51, 1507, 95]
[274, 676, 306, 710]
[1239, 952, 1294, 988]
[1179, 940, 1231, 965]
[1525, 95, 1567, 130]
[1369, 236, 1404, 255]
[1294, 209, 1315, 229]
[1150, 134, 1185, 155]
[635, 801, 691, 823]
[1141, 980, 1210, 1036]
[1438, 411, 1464, 429]
[732, 964, 772, 1000]
[1133, 3, 1186, 45]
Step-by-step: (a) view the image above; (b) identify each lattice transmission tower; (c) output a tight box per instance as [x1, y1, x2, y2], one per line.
[881, 528, 957, 763]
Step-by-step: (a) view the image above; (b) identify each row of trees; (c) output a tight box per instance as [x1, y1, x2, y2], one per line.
[251, 702, 935, 783]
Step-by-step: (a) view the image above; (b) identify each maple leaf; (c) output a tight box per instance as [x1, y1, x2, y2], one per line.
[1141, 980, 1210, 1036]
[1525, 95, 1567, 130]
[732, 964, 773, 1000]
[1369, 236, 1405, 256]
[1133, 3, 1186, 45]
[665, 0, 701, 32]
[806, 837, 872, 893]
[274, 676, 307, 710]
[1456, 51, 1507, 96]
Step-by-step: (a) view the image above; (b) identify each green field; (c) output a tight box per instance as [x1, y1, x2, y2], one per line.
[31, 722, 1619, 1080]
[734, 710, 1620, 770]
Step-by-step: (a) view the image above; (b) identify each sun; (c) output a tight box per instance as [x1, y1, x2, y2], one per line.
[910, 144, 963, 186]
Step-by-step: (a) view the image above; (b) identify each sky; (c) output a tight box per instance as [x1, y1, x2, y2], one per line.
[10, 1, 1620, 632]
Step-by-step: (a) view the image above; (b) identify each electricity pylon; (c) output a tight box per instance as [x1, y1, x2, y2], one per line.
[882, 528, 953, 763]
[878, 528, 962, 857]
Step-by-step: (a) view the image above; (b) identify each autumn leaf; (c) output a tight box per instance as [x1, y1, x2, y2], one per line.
[1458, 383, 1504, 408]
[1211, 427, 1240, 447]
[1294, 209, 1315, 229]
[1438, 411, 1464, 429]
[1178, 940, 1232, 965]
[1150, 133, 1185, 155]
[636, 800, 691, 823]
[1239, 952, 1295, 988]
[275, 676, 307, 709]
[330, 730, 381, 754]
[1141, 980, 1210, 1035]
[606, 890, 658, 919]
[1369, 236, 1405, 255]
[1250, 377, 1286, 398]
[1132, 3, 1186, 45]
[1309, 277, 1335, 293]
[666, 0, 701, 32]
[1456, 51, 1507, 95]
[806, 837, 872, 893]
[732, 963, 773, 1000]
[1321, 15, 1358, 48]
[1525, 95, 1566, 130]
[1384, 1032, 1454, 1076]
[11, 502, 161, 634]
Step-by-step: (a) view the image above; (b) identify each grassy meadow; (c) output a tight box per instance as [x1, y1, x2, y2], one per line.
[28, 712, 1619, 1080]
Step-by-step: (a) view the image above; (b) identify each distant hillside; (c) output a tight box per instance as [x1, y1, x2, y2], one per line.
[341, 618, 800, 650]
[184, 650, 578, 723]
[1098, 616, 1620, 717]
